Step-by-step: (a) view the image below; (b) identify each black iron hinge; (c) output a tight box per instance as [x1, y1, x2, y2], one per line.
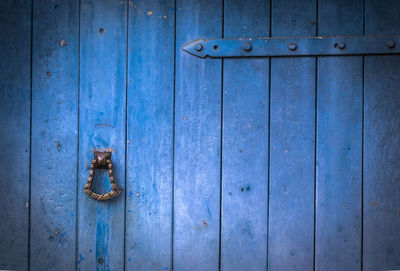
[182, 35, 400, 58]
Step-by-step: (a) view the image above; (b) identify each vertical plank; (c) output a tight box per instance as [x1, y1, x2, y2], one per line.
[364, 2, 400, 269]
[364, 55, 400, 271]
[316, 57, 363, 270]
[174, 0, 222, 270]
[125, 0, 175, 270]
[30, 0, 79, 270]
[78, 0, 127, 270]
[269, 0, 316, 270]
[364, 1, 400, 270]
[316, 1, 363, 270]
[0, 0, 31, 270]
[221, 0, 269, 270]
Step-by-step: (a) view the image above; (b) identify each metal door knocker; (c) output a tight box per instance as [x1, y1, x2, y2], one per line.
[84, 151, 121, 200]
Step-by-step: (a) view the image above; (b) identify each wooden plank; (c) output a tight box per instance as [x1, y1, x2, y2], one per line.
[316, 56, 363, 270]
[78, 0, 127, 270]
[0, 0, 31, 270]
[364, 1, 400, 270]
[30, 0, 79, 270]
[221, 0, 269, 270]
[365, 0, 400, 35]
[269, 0, 316, 270]
[315, 1, 363, 270]
[174, 0, 222, 270]
[364, 55, 400, 271]
[318, 0, 364, 36]
[125, 0, 175, 270]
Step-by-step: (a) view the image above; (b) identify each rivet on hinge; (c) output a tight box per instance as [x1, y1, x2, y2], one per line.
[195, 43, 203, 51]
[334, 42, 346, 49]
[386, 40, 395, 48]
[242, 42, 252, 51]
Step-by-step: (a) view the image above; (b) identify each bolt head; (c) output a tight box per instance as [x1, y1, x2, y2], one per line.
[243, 42, 252, 51]
[289, 42, 297, 51]
[195, 43, 203, 51]
[386, 40, 395, 48]
[336, 42, 346, 49]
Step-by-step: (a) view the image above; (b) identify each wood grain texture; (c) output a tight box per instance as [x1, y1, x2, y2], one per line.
[316, 56, 363, 270]
[0, 0, 31, 270]
[125, 0, 175, 270]
[221, 0, 269, 270]
[364, 55, 400, 271]
[78, 0, 127, 270]
[269, 0, 316, 270]
[174, 0, 222, 270]
[30, 1, 79, 269]
[1, 1, 400, 270]
[363, 1, 400, 270]
[315, 1, 364, 270]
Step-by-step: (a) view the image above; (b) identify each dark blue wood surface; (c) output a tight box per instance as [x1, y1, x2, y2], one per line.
[0, 1, 31, 270]
[30, 0, 79, 269]
[363, 1, 400, 271]
[1, 0, 400, 270]
[364, 0, 400, 263]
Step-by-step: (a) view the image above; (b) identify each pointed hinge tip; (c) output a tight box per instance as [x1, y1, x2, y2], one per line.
[182, 39, 208, 58]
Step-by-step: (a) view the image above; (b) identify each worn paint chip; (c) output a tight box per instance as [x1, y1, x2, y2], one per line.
[59, 39, 67, 47]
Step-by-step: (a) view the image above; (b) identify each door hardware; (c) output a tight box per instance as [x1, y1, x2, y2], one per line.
[182, 34, 400, 58]
[83, 151, 121, 201]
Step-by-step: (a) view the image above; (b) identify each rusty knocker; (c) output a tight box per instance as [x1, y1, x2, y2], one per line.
[84, 151, 121, 200]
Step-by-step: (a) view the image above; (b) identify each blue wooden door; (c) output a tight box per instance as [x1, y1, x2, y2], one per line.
[1, 0, 400, 270]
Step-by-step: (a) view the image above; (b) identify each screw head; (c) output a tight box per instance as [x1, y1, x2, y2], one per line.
[195, 43, 203, 51]
[386, 40, 395, 48]
[242, 42, 252, 51]
[289, 42, 297, 51]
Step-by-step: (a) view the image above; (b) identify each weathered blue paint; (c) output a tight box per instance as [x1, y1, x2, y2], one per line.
[268, 0, 316, 270]
[125, 0, 175, 270]
[363, 1, 400, 270]
[0, 0, 31, 270]
[1, 1, 400, 270]
[316, 56, 363, 270]
[78, 0, 126, 270]
[174, 0, 222, 270]
[30, 0, 79, 270]
[269, 58, 316, 271]
[315, 1, 364, 270]
[221, 0, 269, 270]
[364, 55, 400, 271]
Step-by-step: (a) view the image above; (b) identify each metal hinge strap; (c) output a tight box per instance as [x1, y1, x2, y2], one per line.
[182, 35, 400, 58]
